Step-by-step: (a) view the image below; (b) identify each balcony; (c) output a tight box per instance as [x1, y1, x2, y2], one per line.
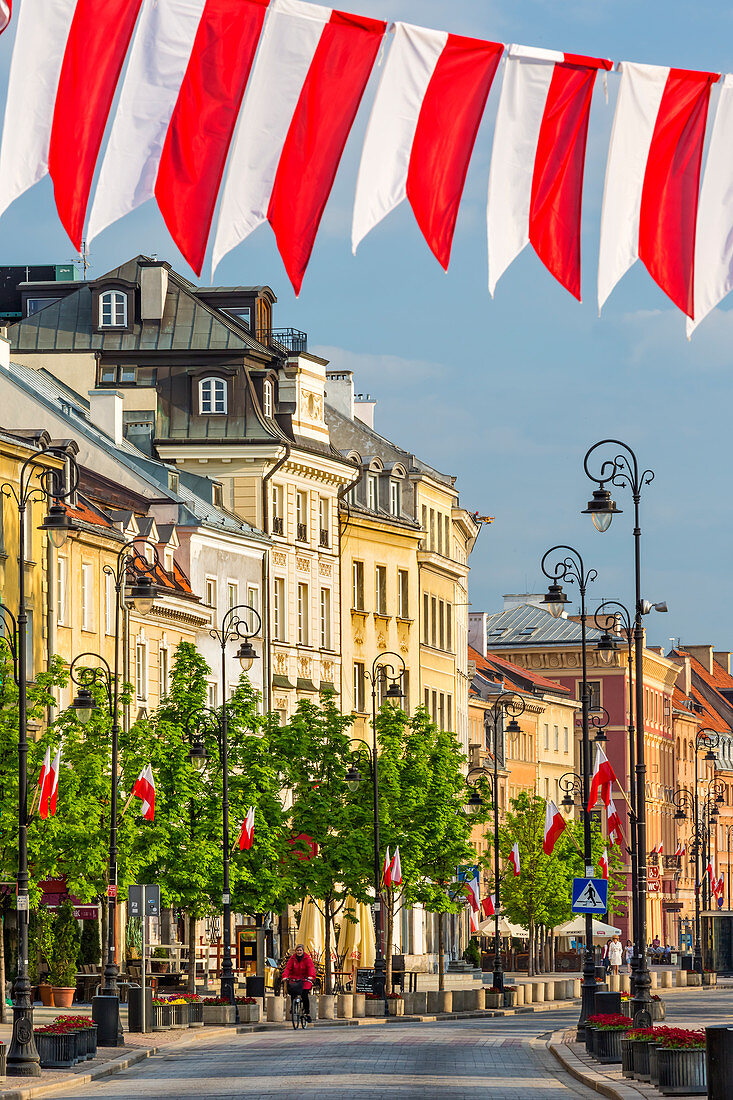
[319, 529, 329, 548]
[296, 523, 308, 542]
[256, 327, 308, 354]
[273, 516, 284, 536]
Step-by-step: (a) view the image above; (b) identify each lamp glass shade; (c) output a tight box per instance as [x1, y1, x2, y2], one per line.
[592, 512, 614, 533]
[582, 487, 621, 533]
[189, 743, 208, 771]
[505, 717, 521, 736]
[48, 526, 69, 549]
[597, 633, 617, 664]
[385, 680, 403, 700]
[71, 688, 95, 725]
[543, 582, 569, 620]
[674, 809, 686, 821]
[345, 765, 362, 792]
[129, 575, 156, 616]
[464, 790, 482, 814]
[705, 749, 716, 762]
[39, 503, 75, 549]
[237, 640, 256, 672]
[562, 794, 575, 811]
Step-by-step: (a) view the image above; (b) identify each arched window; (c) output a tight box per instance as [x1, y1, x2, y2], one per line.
[199, 377, 227, 415]
[99, 290, 127, 328]
[263, 380, 273, 418]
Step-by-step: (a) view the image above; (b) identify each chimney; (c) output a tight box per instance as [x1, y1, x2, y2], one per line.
[88, 389, 124, 446]
[670, 654, 692, 697]
[140, 263, 168, 321]
[324, 370, 354, 420]
[0, 335, 9, 369]
[714, 651, 731, 675]
[468, 612, 488, 657]
[354, 392, 376, 429]
[685, 646, 714, 674]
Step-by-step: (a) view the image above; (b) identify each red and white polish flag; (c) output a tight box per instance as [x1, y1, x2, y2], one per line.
[653, 841, 664, 856]
[390, 846, 403, 886]
[49, 748, 62, 818]
[674, 842, 686, 858]
[238, 805, 255, 850]
[598, 61, 719, 318]
[481, 894, 496, 918]
[0, 2, 11, 35]
[588, 745, 617, 811]
[352, 22, 502, 270]
[607, 799, 624, 847]
[88, 0, 208, 245]
[213, 0, 386, 293]
[381, 846, 392, 888]
[487, 45, 611, 301]
[132, 764, 156, 822]
[37, 747, 52, 820]
[543, 799, 566, 856]
[465, 872, 481, 913]
[509, 842, 521, 876]
[0, 0, 144, 248]
[599, 847, 609, 880]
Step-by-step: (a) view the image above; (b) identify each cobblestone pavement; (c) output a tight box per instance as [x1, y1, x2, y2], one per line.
[46, 1011, 600, 1100]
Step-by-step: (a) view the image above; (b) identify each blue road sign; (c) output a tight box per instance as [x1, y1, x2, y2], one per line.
[572, 877, 608, 914]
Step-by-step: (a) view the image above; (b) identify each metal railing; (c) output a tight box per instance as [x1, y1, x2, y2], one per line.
[296, 523, 308, 542]
[319, 529, 329, 548]
[256, 328, 308, 354]
[272, 516, 284, 536]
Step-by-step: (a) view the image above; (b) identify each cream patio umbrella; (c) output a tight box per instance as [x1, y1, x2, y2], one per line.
[337, 895, 360, 974]
[357, 901, 376, 968]
[295, 896, 326, 960]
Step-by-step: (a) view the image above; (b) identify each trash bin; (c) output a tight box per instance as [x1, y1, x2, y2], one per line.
[706, 1025, 733, 1099]
[128, 985, 154, 1033]
[246, 975, 265, 1006]
[594, 991, 621, 1015]
[681, 955, 694, 971]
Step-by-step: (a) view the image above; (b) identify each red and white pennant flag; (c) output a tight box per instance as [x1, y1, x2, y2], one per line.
[599, 62, 719, 318]
[132, 764, 156, 822]
[353, 22, 502, 269]
[599, 847, 609, 881]
[238, 805, 255, 851]
[607, 799, 624, 847]
[213, 0, 386, 290]
[481, 894, 495, 918]
[0, 2, 10, 35]
[465, 871, 480, 913]
[674, 842, 686, 858]
[588, 745, 618, 811]
[381, 846, 392, 888]
[543, 799, 565, 856]
[509, 842, 521, 876]
[487, 46, 611, 300]
[390, 847, 403, 886]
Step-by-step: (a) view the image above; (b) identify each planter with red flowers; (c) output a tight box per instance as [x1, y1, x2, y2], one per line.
[152, 998, 172, 1031]
[386, 993, 404, 1016]
[201, 997, 236, 1026]
[179, 993, 203, 1027]
[364, 993, 385, 1017]
[655, 1029, 706, 1096]
[236, 996, 260, 1024]
[586, 1014, 634, 1063]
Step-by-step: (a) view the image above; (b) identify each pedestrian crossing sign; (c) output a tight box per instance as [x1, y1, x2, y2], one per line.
[572, 877, 608, 914]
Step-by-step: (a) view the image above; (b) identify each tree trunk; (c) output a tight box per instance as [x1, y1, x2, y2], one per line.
[385, 892, 394, 994]
[549, 929, 555, 973]
[528, 919, 534, 977]
[187, 913, 197, 993]
[324, 899, 332, 995]
[437, 912, 445, 991]
[0, 909, 6, 1023]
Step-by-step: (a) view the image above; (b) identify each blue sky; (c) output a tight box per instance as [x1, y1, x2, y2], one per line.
[1, 0, 732, 650]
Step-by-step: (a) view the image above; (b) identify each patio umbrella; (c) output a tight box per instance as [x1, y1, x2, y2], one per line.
[295, 896, 325, 957]
[337, 895, 360, 973]
[357, 901, 376, 968]
[556, 916, 622, 939]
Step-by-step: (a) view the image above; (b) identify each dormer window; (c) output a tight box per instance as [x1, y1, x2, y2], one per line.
[367, 475, 378, 511]
[263, 380, 273, 418]
[389, 480, 401, 516]
[99, 290, 128, 328]
[199, 377, 227, 415]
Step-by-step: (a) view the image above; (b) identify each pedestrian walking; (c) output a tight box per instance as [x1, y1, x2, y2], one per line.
[624, 939, 633, 975]
[608, 935, 623, 976]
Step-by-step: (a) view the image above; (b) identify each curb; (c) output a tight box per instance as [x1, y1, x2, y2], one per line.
[547, 1030, 647, 1100]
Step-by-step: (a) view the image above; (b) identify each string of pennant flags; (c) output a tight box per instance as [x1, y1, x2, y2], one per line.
[1, 0, 733, 330]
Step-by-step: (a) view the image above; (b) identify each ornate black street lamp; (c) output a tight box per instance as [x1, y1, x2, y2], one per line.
[583, 439, 656, 1027]
[209, 603, 261, 1011]
[2, 438, 79, 1077]
[70, 538, 160, 1046]
[672, 729, 718, 973]
[541, 544, 598, 1037]
[464, 692, 524, 992]
[345, 651, 405, 1013]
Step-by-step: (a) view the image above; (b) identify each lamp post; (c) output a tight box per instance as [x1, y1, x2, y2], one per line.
[583, 439, 658, 1027]
[2, 440, 79, 1078]
[464, 692, 525, 992]
[541, 544, 598, 1037]
[346, 651, 405, 1013]
[69, 539, 159, 1046]
[673, 730, 719, 972]
[209, 603, 261, 1011]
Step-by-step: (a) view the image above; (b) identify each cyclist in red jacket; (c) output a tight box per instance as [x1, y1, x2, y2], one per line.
[283, 944, 316, 1020]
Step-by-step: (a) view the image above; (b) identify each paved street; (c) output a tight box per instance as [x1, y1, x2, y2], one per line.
[44, 1010, 598, 1100]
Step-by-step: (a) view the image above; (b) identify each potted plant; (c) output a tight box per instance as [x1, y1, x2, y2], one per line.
[651, 993, 666, 1021]
[485, 986, 502, 1010]
[627, 1027, 657, 1080]
[386, 993, 404, 1016]
[34, 1023, 76, 1068]
[0, 1039, 6, 1076]
[182, 992, 204, 1027]
[586, 1014, 633, 1063]
[201, 996, 236, 1026]
[702, 969, 717, 987]
[34, 908, 55, 1007]
[364, 993, 384, 1017]
[152, 998, 172, 1031]
[503, 985, 517, 1008]
[167, 996, 189, 1028]
[48, 901, 80, 1008]
[656, 1028, 706, 1095]
[236, 996, 260, 1024]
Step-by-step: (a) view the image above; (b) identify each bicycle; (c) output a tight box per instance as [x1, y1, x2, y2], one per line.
[287, 979, 308, 1030]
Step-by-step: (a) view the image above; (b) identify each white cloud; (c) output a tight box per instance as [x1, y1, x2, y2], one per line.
[621, 304, 733, 370]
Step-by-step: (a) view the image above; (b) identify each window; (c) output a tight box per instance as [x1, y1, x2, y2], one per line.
[136, 639, 148, 700]
[207, 681, 218, 709]
[439, 600, 445, 650]
[580, 680, 601, 710]
[225, 306, 251, 328]
[447, 695, 452, 732]
[421, 505, 428, 546]
[246, 584, 259, 634]
[272, 484, 284, 535]
[439, 693, 445, 730]
[446, 603, 452, 651]
[375, 565, 387, 615]
[389, 480, 400, 516]
[164, 548, 175, 574]
[263, 380, 273, 417]
[564, 727, 569, 753]
[423, 593, 429, 642]
[352, 561, 364, 610]
[398, 570, 409, 619]
[319, 497, 329, 548]
[320, 588, 331, 650]
[81, 563, 94, 631]
[57, 557, 68, 625]
[367, 475, 378, 511]
[437, 514, 443, 555]
[105, 571, 116, 635]
[444, 515, 450, 557]
[27, 296, 61, 316]
[205, 576, 218, 612]
[430, 509, 435, 550]
[99, 290, 127, 328]
[431, 596, 437, 647]
[159, 646, 169, 698]
[200, 376, 227, 414]
[353, 662, 366, 712]
[274, 577, 285, 641]
[296, 491, 308, 542]
[297, 583, 309, 645]
[26, 609, 33, 679]
[554, 725, 559, 751]
[227, 581, 238, 610]
[544, 724, 549, 751]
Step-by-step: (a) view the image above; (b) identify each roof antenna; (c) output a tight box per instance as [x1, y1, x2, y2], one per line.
[70, 240, 91, 278]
